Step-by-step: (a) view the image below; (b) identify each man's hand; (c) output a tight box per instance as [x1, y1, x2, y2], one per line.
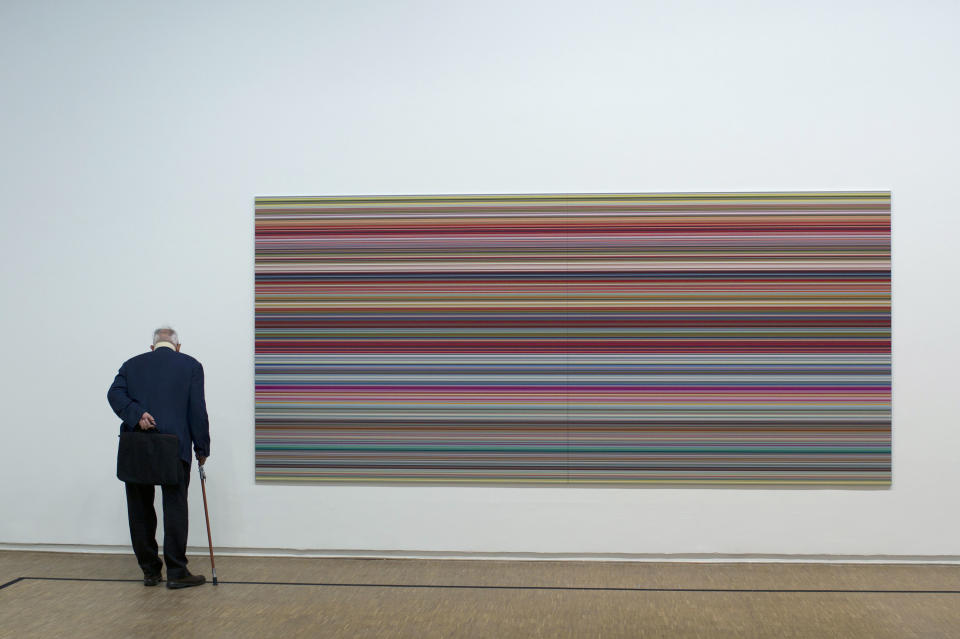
[197, 456, 207, 466]
[138, 412, 157, 430]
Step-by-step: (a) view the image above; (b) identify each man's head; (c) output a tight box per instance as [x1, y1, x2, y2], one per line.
[151, 326, 181, 352]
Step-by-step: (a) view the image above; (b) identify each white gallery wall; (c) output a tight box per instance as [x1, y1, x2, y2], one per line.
[1, 0, 958, 558]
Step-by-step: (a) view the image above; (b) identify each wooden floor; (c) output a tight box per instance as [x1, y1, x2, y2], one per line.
[1, 551, 959, 638]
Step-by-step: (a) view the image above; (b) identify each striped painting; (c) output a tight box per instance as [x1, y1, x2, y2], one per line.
[255, 192, 891, 485]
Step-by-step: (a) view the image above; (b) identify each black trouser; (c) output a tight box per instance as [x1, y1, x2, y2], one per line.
[125, 460, 191, 579]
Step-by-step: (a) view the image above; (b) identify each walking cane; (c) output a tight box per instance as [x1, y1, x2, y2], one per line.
[198, 463, 219, 585]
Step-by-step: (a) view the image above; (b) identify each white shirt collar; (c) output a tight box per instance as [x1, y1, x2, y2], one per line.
[154, 341, 177, 351]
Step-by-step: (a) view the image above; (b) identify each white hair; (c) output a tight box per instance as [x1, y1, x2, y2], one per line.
[152, 326, 180, 345]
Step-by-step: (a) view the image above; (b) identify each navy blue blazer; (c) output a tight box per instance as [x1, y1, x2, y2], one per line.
[108, 347, 211, 463]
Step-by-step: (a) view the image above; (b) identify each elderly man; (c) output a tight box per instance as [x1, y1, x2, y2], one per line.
[108, 327, 211, 589]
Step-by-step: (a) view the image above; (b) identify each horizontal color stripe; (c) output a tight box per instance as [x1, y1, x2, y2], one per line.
[255, 192, 891, 485]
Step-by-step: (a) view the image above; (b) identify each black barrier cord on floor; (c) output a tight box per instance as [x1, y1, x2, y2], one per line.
[2, 576, 960, 595]
[0, 577, 25, 591]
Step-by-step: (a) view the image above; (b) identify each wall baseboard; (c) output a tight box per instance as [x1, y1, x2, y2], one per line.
[2, 542, 959, 564]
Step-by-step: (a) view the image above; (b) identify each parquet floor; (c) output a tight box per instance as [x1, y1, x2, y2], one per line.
[2, 551, 959, 638]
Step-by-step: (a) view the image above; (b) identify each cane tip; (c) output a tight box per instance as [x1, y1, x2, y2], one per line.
[213, 578, 219, 586]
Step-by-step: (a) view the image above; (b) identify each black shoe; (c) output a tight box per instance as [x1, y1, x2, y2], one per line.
[143, 572, 162, 587]
[166, 573, 206, 589]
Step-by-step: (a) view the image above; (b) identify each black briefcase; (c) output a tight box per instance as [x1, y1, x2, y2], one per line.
[117, 430, 182, 485]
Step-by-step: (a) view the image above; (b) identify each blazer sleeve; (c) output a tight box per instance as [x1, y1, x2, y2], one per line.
[188, 362, 211, 458]
[107, 362, 145, 427]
